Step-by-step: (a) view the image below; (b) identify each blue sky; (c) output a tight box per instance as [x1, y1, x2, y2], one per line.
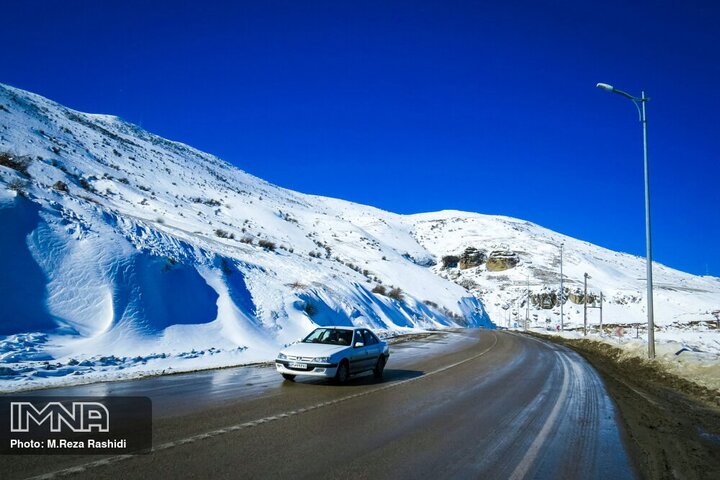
[2, 0, 719, 277]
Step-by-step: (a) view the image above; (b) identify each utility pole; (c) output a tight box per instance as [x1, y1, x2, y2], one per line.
[599, 292, 604, 333]
[559, 242, 565, 331]
[525, 274, 530, 330]
[583, 273, 589, 336]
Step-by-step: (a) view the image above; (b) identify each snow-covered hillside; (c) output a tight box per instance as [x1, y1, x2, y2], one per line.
[410, 212, 720, 331]
[0, 83, 491, 389]
[1, 83, 718, 390]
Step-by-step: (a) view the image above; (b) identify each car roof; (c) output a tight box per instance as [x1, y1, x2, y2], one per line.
[316, 326, 366, 331]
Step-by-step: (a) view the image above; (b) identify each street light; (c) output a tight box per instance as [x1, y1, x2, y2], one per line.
[559, 242, 564, 332]
[583, 273, 590, 336]
[596, 82, 655, 359]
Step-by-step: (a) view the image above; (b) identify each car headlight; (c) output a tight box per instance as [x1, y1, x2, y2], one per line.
[277, 353, 287, 360]
[311, 356, 330, 363]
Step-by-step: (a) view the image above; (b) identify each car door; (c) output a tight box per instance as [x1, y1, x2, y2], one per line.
[348, 330, 368, 373]
[362, 330, 382, 369]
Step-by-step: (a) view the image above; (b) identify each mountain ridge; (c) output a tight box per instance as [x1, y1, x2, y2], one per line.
[1, 82, 717, 390]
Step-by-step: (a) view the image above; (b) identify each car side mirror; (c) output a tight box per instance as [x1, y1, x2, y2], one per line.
[354, 341, 364, 348]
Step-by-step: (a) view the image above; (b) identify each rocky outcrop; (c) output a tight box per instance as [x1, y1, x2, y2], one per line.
[531, 292, 558, 309]
[459, 247, 486, 269]
[441, 255, 460, 269]
[531, 288, 572, 309]
[568, 290, 597, 305]
[486, 250, 519, 271]
[613, 293, 642, 305]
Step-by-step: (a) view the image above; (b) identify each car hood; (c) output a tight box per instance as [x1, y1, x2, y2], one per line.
[280, 343, 347, 358]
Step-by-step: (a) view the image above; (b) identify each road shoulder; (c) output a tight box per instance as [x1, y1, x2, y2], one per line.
[524, 332, 720, 480]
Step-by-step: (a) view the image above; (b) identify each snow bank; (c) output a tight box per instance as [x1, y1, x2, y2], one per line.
[534, 327, 720, 392]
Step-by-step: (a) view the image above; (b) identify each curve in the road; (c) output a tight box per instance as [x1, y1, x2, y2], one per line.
[11, 330, 638, 480]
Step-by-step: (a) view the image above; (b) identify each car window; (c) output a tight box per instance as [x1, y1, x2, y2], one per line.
[353, 331, 364, 346]
[336, 329, 353, 346]
[362, 330, 377, 346]
[303, 328, 352, 346]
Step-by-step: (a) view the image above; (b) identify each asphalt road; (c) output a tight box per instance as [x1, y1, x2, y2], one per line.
[2, 330, 638, 479]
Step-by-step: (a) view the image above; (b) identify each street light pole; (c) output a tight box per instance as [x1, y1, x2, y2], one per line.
[559, 242, 564, 332]
[583, 273, 589, 336]
[525, 273, 530, 330]
[596, 82, 656, 359]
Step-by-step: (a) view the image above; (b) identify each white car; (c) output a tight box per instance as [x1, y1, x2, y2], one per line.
[275, 326, 390, 383]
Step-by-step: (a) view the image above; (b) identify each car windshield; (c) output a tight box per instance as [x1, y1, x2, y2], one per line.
[302, 328, 353, 346]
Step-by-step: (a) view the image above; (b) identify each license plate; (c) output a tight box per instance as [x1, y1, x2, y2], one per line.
[288, 362, 307, 369]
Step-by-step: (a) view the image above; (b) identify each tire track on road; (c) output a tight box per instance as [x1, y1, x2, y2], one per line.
[509, 352, 571, 480]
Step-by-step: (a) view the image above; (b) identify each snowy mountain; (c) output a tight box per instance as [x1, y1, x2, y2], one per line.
[1, 83, 718, 390]
[412, 212, 719, 330]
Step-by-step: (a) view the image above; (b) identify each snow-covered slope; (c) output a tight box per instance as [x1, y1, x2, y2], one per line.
[410, 211, 720, 330]
[1, 83, 718, 390]
[0, 83, 490, 389]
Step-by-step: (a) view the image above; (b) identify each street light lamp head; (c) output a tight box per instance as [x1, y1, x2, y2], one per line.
[596, 82, 614, 92]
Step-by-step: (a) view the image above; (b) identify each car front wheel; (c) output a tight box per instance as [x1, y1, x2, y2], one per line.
[335, 361, 350, 384]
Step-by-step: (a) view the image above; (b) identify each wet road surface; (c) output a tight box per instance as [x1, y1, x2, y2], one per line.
[1, 330, 638, 479]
